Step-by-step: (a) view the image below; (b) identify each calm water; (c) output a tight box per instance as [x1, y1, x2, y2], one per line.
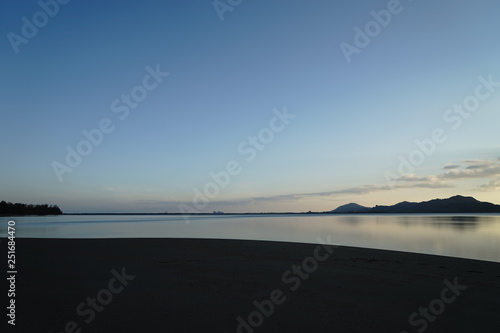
[1, 214, 500, 262]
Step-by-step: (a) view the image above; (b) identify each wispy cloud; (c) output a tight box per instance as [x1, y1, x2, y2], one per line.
[439, 159, 500, 180]
[443, 164, 460, 170]
[139, 158, 499, 210]
[173, 181, 452, 207]
[212, 158, 499, 205]
[477, 178, 500, 191]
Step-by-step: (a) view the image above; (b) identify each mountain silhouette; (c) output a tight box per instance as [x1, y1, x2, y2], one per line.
[331, 203, 370, 213]
[331, 195, 500, 214]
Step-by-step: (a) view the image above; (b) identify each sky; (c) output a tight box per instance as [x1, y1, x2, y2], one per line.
[1, 0, 499, 213]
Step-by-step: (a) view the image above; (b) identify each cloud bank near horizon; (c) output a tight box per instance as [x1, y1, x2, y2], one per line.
[133, 158, 500, 212]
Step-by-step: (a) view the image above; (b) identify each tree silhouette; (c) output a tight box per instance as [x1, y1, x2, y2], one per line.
[0, 201, 63, 216]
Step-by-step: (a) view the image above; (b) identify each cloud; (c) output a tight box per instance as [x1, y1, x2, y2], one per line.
[306, 184, 392, 196]
[402, 182, 453, 189]
[393, 174, 452, 189]
[443, 164, 460, 170]
[212, 186, 393, 206]
[198, 158, 500, 206]
[399, 158, 500, 193]
[439, 159, 500, 180]
[476, 178, 500, 191]
[145, 157, 500, 211]
[397, 174, 435, 182]
[202, 181, 451, 207]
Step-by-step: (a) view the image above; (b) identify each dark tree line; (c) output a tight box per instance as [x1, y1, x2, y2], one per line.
[0, 201, 63, 215]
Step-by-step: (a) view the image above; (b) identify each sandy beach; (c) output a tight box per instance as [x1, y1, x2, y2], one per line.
[11, 238, 500, 332]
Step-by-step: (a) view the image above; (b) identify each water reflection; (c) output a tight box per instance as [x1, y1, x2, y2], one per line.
[1, 214, 499, 262]
[395, 215, 481, 231]
[338, 215, 362, 225]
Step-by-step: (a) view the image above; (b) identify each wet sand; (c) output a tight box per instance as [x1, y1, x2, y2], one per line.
[11, 238, 500, 332]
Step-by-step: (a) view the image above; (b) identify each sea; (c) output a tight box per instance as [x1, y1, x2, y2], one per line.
[1, 214, 500, 262]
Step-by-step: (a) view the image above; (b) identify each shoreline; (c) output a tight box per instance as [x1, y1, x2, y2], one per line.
[12, 238, 500, 332]
[4, 211, 500, 216]
[7, 212, 500, 215]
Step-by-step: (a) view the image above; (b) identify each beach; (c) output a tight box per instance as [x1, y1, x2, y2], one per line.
[12, 238, 500, 332]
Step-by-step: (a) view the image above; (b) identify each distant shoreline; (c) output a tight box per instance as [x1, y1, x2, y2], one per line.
[3, 195, 500, 216]
[3, 211, 500, 217]
[62, 212, 500, 215]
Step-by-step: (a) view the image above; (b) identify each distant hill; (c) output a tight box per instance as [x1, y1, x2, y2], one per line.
[331, 203, 370, 213]
[331, 196, 500, 214]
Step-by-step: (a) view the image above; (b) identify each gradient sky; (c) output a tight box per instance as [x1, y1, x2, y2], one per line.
[1, 0, 499, 213]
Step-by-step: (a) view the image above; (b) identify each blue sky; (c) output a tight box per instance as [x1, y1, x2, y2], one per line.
[1, 0, 499, 213]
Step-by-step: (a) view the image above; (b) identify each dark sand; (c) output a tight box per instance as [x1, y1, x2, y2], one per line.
[10, 238, 500, 332]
